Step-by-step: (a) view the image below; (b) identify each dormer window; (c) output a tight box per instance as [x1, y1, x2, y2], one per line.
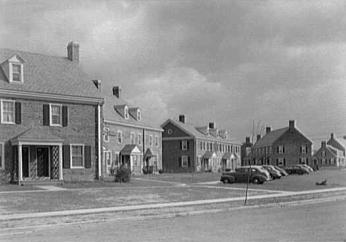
[137, 109, 141, 121]
[124, 106, 129, 119]
[8, 55, 24, 83]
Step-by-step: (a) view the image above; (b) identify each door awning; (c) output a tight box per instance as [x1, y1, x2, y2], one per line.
[222, 152, 232, 160]
[202, 151, 216, 159]
[144, 148, 154, 160]
[120, 144, 142, 155]
[11, 127, 64, 145]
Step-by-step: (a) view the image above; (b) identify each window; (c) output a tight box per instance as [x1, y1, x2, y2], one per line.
[117, 130, 123, 144]
[137, 133, 142, 145]
[155, 136, 159, 147]
[130, 132, 135, 144]
[0, 142, 4, 169]
[200, 141, 203, 150]
[301, 145, 307, 154]
[182, 140, 188, 151]
[278, 145, 284, 154]
[137, 109, 141, 121]
[181, 155, 188, 167]
[104, 150, 112, 166]
[300, 157, 306, 164]
[12, 64, 22, 82]
[278, 157, 284, 166]
[321, 151, 326, 157]
[70, 144, 84, 168]
[50, 104, 62, 126]
[1, 100, 15, 124]
[103, 128, 110, 142]
[149, 135, 153, 146]
[124, 106, 129, 119]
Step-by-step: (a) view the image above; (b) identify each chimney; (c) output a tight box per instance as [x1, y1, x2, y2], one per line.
[92, 80, 101, 90]
[266, 127, 271, 134]
[256, 134, 261, 142]
[321, 141, 326, 148]
[67, 41, 79, 62]
[331, 133, 334, 139]
[245, 137, 250, 143]
[113, 86, 121, 98]
[179, 115, 185, 123]
[209, 122, 215, 129]
[289, 120, 295, 131]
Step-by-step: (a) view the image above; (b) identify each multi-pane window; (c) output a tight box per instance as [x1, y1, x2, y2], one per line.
[50, 104, 62, 126]
[71, 145, 84, 168]
[278, 145, 284, 154]
[149, 135, 153, 146]
[137, 109, 141, 121]
[104, 151, 112, 166]
[278, 157, 284, 166]
[155, 136, 159, 147]
[124, 106, 129, 119]
[103, 128, 110, 142]
[181, 155, 188, 167]
[130, 132, 135, 144]
[301, 145, 307, 154]
[117, 130, 123, 144]
[137, 133, 142, 145]
[321, 151, 326, 157]
[1, 100, 15, 124]
[12, 64, 22, 82]
[182, 140, 188, 151]
[0, 143, 4, 169]
[200, 141, 203, 150]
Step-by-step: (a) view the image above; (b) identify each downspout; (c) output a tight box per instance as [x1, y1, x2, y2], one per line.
[97, 104, 102, 179]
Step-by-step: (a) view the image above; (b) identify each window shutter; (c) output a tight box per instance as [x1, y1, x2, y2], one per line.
[63, 145, 70, 169]
[178, 157, 182, 167]
[187, 141, 190, 150]
[277, 146, 279, 153]
[300, 146, 302, 153]
[15, 102, 21, 124]
[84, 146, 92, 168]
[180, 141, 182, 150]
[62, 106, 68, 127]
[188, 156, 191, 167]
[43, 104, 50, 126]
[283, 146, 285, 153]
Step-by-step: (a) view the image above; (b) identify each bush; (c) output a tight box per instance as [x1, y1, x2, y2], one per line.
[142, 166, 153, 174]
[115, 166, 131, 183]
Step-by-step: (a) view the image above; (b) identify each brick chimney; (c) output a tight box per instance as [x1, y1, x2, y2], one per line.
[113, 86, 121, 98]
[67, 41, 79, 62]
[179, 115, 185, 123]
[245, 137, 250, 143]
[256, 134, 261, 142]
[331, 133, 334, 139]
[289, 120, 295, 131]
[266, 127, 271, 134]
[209, 122, 215, 129]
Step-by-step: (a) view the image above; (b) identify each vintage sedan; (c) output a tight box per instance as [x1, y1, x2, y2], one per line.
[220, 167, 268, 184]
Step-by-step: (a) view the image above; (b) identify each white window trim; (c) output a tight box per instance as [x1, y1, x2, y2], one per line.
[9, 62, 24, 84]
[104, 150, 112, 166]
[49, 103, 62, 126]
[103, 127, 110, 143]
[1, 99, 15, 124]
[130, 132, 135, 144]
[182, 140, 188, 151]
[137, 109, 141, 121]
[155, 135, 159, 147]
[181, 155, 188, 168]
[124, 106, 129, 119]
[278, 145, 284, 154]
[149, 135, 153, 147]
[0, 142, 4, 169]
[117, 130, 123, 144]
[137, 133, 142, 145]
[70, 144, 85, 169]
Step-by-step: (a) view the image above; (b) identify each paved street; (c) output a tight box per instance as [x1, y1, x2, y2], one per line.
[1, 199, 345, 242]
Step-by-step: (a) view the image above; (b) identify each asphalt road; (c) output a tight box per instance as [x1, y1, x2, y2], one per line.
[2, 200, 346, 242]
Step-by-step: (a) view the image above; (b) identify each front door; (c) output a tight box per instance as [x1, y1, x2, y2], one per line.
[22, 147, 29, 178]
[37, 147, 49, 177]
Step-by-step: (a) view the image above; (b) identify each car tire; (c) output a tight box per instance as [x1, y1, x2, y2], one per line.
[222, 179, 228, 184]
[252, 177, 260, 184]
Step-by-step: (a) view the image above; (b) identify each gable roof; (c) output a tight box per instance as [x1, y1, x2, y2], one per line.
[0, 48, 102, 102]
[253, 127, 289, 148]
[103, 89, 162, 132]
[162, 119, 239, 143]
[119, 144, 141, 155]
[11, 126, 64, 144]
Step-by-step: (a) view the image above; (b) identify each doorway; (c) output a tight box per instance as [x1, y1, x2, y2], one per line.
[37, 147, 49, 177]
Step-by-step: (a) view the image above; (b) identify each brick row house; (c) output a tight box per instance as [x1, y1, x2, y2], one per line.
[102, 86, 162, 176]
[0, 42, 103, 184]
[161, 115, 241, 173]
[249, 120, 313, 167]
[313, 133, 346, 167]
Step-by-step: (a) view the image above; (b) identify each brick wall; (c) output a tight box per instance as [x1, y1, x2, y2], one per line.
[0, 97, 99, 183]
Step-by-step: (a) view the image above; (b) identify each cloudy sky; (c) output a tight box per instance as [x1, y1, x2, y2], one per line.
[1, 0, 345, 146]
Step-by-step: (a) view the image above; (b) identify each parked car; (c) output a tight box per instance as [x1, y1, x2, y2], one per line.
[220, 166, 268, 184]
[243, 165, 271, 180]
[284, 166, 309, 175]
[262, 165, 282, 179]
[297, 164, 314, 173]
[274, 166, 289, 176]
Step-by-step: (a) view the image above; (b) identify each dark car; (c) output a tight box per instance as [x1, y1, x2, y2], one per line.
[284, 166, 309, 175]
[274, 166, 289, 176]
[220, 167, 267, 184]
[262, 165, 282, 179]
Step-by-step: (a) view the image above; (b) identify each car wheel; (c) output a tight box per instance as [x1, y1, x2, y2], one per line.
[222, 179, 228, 184]
[252, 177, 260, 184]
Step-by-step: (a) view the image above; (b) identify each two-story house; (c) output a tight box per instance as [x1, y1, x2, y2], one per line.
[0, 42, 103, 184]
[241, 137, 253, 166]
[102, 86, 162, 176]
[251, 120, 313, 167]
[161, 115, 241, 173]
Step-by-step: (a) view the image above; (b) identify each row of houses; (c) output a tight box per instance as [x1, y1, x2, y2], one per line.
[241, 122, 346, 168]
[0, 42, 241, 184]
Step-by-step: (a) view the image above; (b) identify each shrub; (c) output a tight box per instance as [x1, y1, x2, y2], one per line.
[115, 166, 131, 183]
[142, 166, 154, 174]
